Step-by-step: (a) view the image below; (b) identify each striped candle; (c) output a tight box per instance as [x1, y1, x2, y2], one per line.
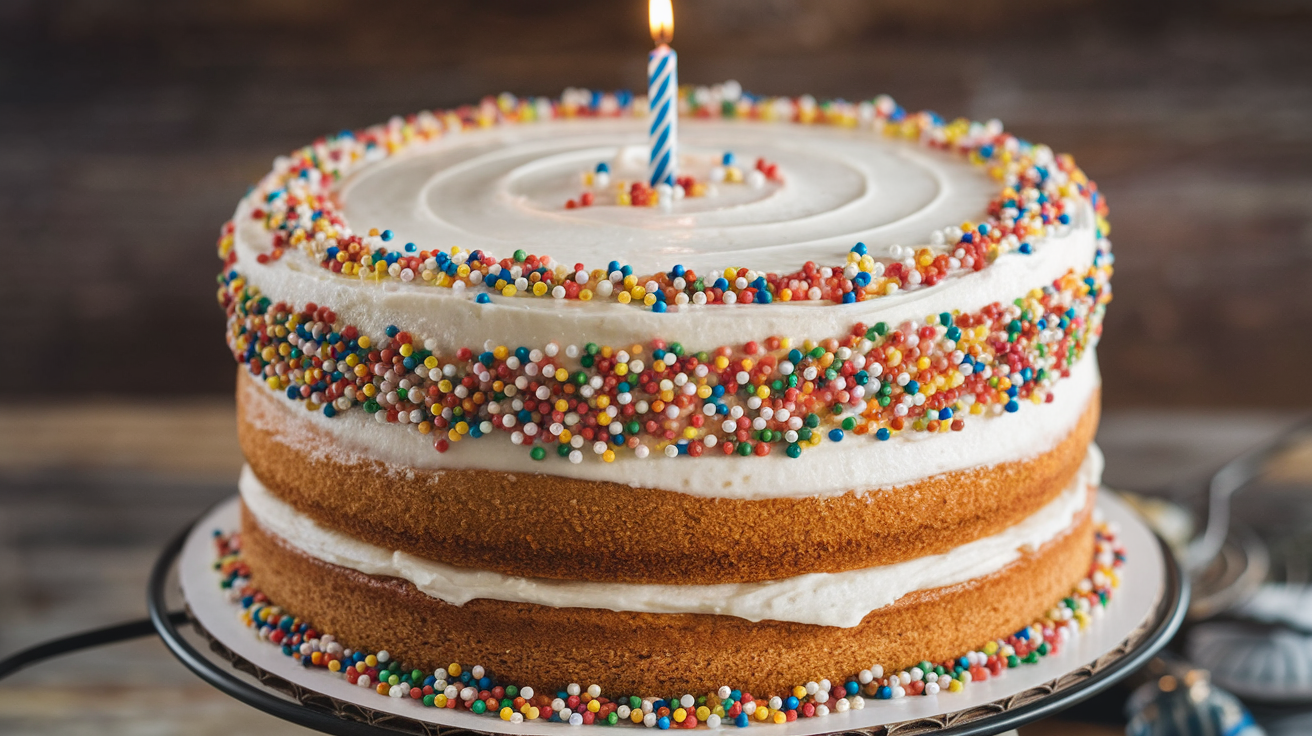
[647, 44, 677, 187]
[646, 0, 677, 188]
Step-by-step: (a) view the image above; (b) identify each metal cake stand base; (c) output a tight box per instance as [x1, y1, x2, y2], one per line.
[149, 490, 1187, 736]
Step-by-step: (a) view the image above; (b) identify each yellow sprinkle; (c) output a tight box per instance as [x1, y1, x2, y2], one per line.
[792, 686, 806, 699]
[424, 356, 438, 369]
[579, 288, 593, 301]
[617, 292, 632, 304]
[447, 663, 461, 677]
[602, 449, 616, 463]
[500, 707, 514, 721]
[673, 708, 686, 723]
[773, 711, 787, 724]
[493, 346, 509, 360]
[588, 700, 601, 713]
[399, 343, 413, 356]
[357, 335, 371, 349]
[365, 655, 378, 667]
[696, 706, 710, 721]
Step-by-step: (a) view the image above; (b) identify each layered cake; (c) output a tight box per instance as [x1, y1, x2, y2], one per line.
[215, 84, 1116, 718]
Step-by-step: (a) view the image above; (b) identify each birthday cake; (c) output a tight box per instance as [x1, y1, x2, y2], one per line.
[216, 83, 1114, 708]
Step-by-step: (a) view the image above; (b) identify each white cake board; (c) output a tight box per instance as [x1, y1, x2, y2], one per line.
[177, 490, 1167, 735]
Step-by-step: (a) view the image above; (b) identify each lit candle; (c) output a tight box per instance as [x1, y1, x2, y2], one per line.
[647, 0, 677, 188]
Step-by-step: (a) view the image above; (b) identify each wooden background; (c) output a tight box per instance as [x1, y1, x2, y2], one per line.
[3, 0, 1311, 406]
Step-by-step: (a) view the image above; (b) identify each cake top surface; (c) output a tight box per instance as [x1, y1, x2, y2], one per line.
[226, 86, 1107, 313]
[339, 118, 997, 274]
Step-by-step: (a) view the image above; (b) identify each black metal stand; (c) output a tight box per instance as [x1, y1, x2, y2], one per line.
[140, 505, 1190, 736]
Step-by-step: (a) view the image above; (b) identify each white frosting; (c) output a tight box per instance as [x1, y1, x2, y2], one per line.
[241, 350, 1099, 499]
[240, 445, 1101, 628]
[340, 119, 999, 273]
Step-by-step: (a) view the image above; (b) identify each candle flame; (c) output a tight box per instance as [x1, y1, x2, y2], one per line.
[649, 0, 673, 44]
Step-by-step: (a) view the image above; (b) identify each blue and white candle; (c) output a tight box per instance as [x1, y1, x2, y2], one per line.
[647, 0, 677, 187]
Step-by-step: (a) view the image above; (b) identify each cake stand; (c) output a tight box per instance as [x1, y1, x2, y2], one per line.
[149, 490, 1187, 736]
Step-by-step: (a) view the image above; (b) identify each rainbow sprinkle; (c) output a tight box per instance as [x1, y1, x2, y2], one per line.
[218, 253, 1108, 463]
[212, 524, 1124, 728]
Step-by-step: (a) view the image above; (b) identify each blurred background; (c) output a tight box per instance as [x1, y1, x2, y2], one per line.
[2, 0, 1311, 734]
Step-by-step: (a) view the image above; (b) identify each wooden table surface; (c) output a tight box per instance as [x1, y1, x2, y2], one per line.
[2, 402, 1307, 734]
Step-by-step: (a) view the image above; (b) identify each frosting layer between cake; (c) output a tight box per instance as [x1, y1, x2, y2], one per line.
[240, 347, 1099, 498]
[238, 445, 1101, 628]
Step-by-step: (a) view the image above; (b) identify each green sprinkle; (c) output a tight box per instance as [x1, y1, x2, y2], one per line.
[530, 446, 546, 461]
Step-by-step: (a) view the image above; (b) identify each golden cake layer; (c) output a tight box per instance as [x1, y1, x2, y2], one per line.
[239, 490, 1095, 696]
[237, 368, 1100, 585]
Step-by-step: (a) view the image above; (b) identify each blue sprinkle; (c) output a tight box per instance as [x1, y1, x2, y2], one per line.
[828, 429, 844, 442]
[608, 260, 620, 273]
[784, 696, 799, 710]
[721, 151, 735, 166]
[841, 292, 856, 304]
[713, 277, 729, 291]
[286, 386, 300, 400]
[755, 290, 772, 304]
[845, 681, 860, 695]
[789, 349, 803, 364]
[404, 242, 416, 252]
[1058, 213, 1071, 225]
[671, 264, 685, 277]
[729, 690, 742, 701]
[878, 686, 893, 699]
[380, 229, 393, 241]
[1005, 399, 1020, 413]
[652, 301, 667, 313]
[876, 428, 891, 441]
[735, 714, 750, 728]
[476, 293, 491, 304]
[596, 162, 610, 173]
[385, 325, 399, 337]
[658, 716, 671, 730]
[939, 407, 953, 420]
[1019, 242, 1033, 255]
[905, 380, 920, 394]
[852, 241, 868, 255]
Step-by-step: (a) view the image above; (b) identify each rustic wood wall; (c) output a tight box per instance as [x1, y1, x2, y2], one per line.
[4, 0, 1310, 406]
